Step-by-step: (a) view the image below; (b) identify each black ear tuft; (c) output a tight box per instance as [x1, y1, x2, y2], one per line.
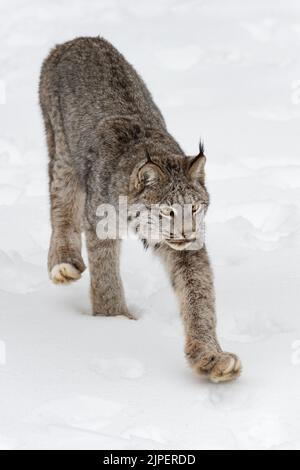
[198, 140, 205, 157]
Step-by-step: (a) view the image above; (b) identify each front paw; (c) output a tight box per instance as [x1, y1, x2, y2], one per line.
[186, 341, 242, 383]
[194, 351, 241, 383]
[50, 263, 82, 285]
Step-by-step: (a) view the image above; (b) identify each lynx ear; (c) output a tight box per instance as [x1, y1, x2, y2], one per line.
[188, 142, 206, 184]
[188, 154, 206, 181]
[135, 162, 164, 189]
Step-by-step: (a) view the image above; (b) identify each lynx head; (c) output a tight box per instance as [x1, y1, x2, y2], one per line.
[128, 143, 209, 250]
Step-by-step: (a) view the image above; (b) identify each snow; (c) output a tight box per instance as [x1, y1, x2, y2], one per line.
[0, 0, 300, 450]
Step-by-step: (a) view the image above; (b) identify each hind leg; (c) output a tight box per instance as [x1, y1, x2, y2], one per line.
[46, 115, 86, 284]
[85, 222, 134, 318]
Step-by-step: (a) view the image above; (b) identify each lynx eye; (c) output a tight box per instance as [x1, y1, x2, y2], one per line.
[160, 206, 175, 218]
[192, 203, 201, 214]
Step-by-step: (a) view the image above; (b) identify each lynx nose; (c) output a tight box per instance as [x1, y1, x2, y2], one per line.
[168, 232, 197, 242]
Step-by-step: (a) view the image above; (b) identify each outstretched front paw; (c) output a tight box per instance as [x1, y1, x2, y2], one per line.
[186, 340, 242, 383]
[194, 351, 241, 383]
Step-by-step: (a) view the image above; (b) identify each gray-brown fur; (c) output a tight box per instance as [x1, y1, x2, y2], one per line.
[39, 37, 241, 382]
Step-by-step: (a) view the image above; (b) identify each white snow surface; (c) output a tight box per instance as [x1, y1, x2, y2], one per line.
[0, 0, 300, 450]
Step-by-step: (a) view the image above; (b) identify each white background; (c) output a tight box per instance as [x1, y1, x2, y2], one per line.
[0, 0, 300, 450]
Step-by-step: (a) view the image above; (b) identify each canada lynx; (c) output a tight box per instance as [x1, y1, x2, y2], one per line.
[39, 37, 241, 383]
